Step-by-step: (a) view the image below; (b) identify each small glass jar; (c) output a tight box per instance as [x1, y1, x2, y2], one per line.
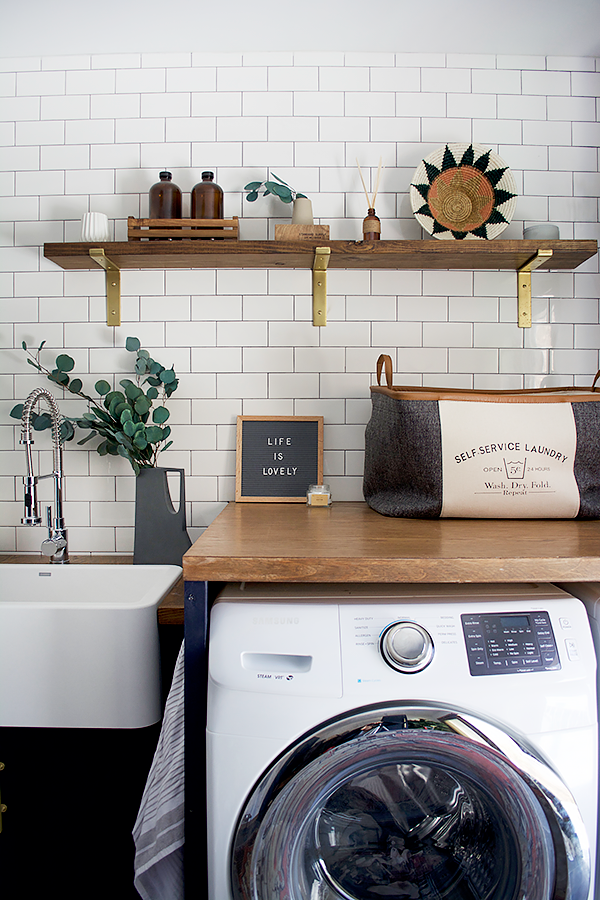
[306, 484, 332, 507]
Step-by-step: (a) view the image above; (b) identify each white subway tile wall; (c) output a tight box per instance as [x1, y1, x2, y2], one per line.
[1, 50, 599, 552]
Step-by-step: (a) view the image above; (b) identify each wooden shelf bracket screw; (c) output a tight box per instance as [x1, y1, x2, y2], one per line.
[312, 247, 331, 326]
[517, 249, 553, 328]
[89, 248, 121, 326]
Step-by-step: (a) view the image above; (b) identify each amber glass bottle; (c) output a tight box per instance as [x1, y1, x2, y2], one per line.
[191, 172, 223, 220]
[363, 208, 381, 241]
[149, 171, 182, 219]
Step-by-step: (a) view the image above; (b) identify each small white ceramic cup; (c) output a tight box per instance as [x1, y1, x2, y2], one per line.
[81, 212, 110, 242]
[523, 224, 560, 240]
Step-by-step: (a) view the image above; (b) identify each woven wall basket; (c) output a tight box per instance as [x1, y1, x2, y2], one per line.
[410, 142, 517, 240]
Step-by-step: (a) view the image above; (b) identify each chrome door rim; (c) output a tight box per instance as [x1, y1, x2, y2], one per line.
[230, 702, 590, 900]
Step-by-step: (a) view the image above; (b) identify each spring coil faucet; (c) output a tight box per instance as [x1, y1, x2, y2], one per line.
[21, 387, 69, 564]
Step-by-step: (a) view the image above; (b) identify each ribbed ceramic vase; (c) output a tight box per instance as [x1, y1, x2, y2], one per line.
[81, 212, 110, 242]
[133, 467, 192, 566]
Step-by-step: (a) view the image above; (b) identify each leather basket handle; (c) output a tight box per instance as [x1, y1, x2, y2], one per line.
[376, 354, 393, 387]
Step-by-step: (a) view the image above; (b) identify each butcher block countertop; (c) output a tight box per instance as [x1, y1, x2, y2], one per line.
[182, 501, 600, 585]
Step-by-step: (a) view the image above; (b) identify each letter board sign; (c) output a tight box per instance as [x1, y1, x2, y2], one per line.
[235, 416, 324, 502]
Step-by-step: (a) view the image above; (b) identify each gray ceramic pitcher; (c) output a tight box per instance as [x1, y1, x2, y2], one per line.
[133, 467, 192, 565]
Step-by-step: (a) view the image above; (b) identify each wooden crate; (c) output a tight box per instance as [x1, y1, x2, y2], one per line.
[128, 216, 239, 241]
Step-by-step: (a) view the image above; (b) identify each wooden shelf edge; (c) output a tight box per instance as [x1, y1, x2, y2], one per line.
[44, 239, 598, 272]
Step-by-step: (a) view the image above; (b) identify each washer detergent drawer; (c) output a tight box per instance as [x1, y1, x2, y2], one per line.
[230, 705, 590, 900]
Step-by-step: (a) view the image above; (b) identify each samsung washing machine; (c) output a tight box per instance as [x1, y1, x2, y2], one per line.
[556, 581, 600, 900]
[206, 582, 598, 900]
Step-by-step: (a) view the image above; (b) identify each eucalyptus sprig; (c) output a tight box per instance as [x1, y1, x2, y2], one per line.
[244, 172, 307, 204]
[10, 337, 178, 475]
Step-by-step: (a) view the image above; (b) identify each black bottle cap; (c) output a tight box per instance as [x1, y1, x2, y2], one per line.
[201, 171, 214, 180]
[159, 171, 172, 180]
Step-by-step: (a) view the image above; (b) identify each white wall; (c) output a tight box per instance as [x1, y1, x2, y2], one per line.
[3, 0, 600, 58]
[1, 48, 599, 553]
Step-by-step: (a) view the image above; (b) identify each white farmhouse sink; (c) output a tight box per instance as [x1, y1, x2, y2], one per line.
[0, 564, 182, 728]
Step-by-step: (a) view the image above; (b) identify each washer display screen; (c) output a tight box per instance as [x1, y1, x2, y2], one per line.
[461, 611, 561, 676]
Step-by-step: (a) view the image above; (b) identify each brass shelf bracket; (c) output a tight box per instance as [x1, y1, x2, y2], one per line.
[312, 247, 331, 326]
[89, 248, 121, 326]
[517, 249, 553, 328]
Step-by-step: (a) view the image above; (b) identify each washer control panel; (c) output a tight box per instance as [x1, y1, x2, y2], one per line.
[461, 611, 561, 675]
[380, 621, 435, 673]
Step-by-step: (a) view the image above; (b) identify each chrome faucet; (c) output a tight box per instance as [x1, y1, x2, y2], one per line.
[20, 387, 69, 564]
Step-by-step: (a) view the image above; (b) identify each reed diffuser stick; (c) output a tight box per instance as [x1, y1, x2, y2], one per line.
[371, 158, 384, 208]
[356, 157, 384, 208]
[356, 160, 371, 207]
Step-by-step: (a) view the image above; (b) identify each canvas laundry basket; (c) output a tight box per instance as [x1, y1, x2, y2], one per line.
[363, 354, 600, 519]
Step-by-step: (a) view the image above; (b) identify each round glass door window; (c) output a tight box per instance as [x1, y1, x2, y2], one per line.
[231, 709, 586, 900]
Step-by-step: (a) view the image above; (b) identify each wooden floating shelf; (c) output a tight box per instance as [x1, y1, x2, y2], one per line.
[44, 238, 597, 272]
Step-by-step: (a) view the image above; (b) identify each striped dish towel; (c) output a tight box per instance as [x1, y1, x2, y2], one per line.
[133, 640, 185, 900]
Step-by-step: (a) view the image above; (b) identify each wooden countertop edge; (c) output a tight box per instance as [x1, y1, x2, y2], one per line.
[0, 555, 184, 624]
[182, 556, 600, 583]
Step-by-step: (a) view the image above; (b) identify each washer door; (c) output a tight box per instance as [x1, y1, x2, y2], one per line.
[231, 705, 590, 900]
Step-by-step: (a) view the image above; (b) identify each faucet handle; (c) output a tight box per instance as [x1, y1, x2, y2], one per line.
[41, 537, 67, 557]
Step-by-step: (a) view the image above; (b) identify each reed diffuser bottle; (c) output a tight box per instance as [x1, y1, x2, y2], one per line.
[357, 158, 384, 241]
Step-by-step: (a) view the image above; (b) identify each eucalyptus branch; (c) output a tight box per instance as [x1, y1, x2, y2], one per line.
[10, 337, 179, 475]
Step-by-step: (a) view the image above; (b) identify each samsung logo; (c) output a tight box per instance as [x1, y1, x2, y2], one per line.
[252, 616, 300, 626]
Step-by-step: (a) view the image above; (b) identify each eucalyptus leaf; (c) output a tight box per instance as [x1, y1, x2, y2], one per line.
[10, 403, 24, 419]
[267, 182, 293, 202]
[77, 431, 98, 445]
[246, 191, 258, 202]
[113, 402, 130, 419]
[95, 380, 111, 396]
[134, 396, 151, 416]
[152, 406, 169, 424]
[125, 336, 141, 352]
[244, 181, 263, 191]
[69, 378, 83, 393]
[60, 421, 75, 442]
[123, 419, 137, 437]
[146, 386, 159, 401]
[160, 369, 176, 385]
[51, 370, 69, 385]
[137, 349, 149, 359]
[145, 425, 164, 443]
[56, 354, 75, 372]
[133, 432, 148, 450]
[120, 379, 143, 401]
[33, 413, 52, 431]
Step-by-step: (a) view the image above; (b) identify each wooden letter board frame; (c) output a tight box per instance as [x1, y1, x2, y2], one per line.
[235, 415, 324, 502]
